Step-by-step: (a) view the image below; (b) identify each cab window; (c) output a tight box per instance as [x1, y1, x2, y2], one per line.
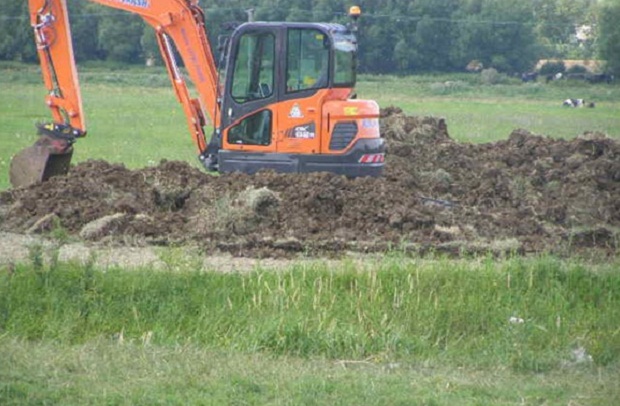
[286, 28, 330, 92]
[333, 32, 356, 86]
[227, 110, 272, 146]
[231, 32, 275, 103]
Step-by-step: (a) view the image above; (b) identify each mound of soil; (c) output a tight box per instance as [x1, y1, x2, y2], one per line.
[1, 106, 618, 258]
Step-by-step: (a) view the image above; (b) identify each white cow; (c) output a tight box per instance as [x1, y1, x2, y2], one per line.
[563, 98, 595, 108]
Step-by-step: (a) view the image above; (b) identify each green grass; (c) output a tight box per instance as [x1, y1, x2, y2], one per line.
[2, 255, 619, 366]
[1, 254, 619, 404]
[2, 64, 619, 189]
[2, 338, 618, 405]
[0, 67, 195, 186]
[358, 74, 620, 143]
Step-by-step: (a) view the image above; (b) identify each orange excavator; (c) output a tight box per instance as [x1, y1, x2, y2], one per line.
[10, 0, 385, 188]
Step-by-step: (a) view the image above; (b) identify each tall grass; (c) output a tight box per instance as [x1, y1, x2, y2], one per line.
[2, 255, 618, 371]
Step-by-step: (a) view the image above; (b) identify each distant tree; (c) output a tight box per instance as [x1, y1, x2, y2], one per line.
[97, 12, 145, 63]
[532, 0, 597, 58]
[393, 38, 411, 72]
[598, 1, 620, 75]
[453, 0, 538, 73]
[203, 5, 247, 63]
[286, 7, 308, 22]
[140, 26, 160, 66]
[0, 0, 604, 75]
[254, 5, 287, 22]
[358, 23, 394, 73]
[405, 0, 461, 72]
[0, 1, 36, 62]
[67, 1, 101, 62]
[410, 15, 457, 72]
[539, 60, 565, 76]
[312, 0, 338, 22]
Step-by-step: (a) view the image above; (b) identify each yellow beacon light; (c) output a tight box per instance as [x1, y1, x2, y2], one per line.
[349, 6, 361, 20]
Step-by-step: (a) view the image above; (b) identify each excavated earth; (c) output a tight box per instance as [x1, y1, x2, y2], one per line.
[1, 107, 619, 259]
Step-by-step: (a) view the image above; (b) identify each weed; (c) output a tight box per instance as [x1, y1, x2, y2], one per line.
[27, 243, 44, 272]
[49, 216, 70, 245]
[1, 256, 618, 369]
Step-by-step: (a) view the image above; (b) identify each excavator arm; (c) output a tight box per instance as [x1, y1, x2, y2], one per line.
[30, 0, 85, 133]
[11, 0, 221, 187]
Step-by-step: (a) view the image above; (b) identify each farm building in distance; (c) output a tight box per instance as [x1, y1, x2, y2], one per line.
[535, 59, 605, 73]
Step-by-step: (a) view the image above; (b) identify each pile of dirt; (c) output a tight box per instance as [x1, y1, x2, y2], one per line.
[1, 107, 618, 258]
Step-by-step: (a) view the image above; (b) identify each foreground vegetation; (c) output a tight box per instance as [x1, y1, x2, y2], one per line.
[1, 254, 619, 404]
[1, 63, 619, 190]
[2, 337, 618, 405]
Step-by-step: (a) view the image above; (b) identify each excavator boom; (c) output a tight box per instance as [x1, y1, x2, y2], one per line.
[12, 0, 221, 187]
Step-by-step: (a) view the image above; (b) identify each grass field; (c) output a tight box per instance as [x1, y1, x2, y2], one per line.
[1, 63, 620, 404]
[359, 74, 620, 143]
[2, 338, 618, 405]
[1, 254, 619, 404]
[1, 63, 619, 189]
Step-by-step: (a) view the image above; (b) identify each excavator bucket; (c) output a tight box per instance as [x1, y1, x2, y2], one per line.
[9, 129, 75, 188]
[9, 145, 72, 188]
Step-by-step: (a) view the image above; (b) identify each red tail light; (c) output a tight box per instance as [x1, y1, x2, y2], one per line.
[358, 153, 385, 164]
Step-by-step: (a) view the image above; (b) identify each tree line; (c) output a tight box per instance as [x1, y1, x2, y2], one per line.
[1, 0, 618, 75]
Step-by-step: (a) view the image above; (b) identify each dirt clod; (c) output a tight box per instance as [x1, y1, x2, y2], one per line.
[79, 213, 133, 241]
[2, 107, 618, 258]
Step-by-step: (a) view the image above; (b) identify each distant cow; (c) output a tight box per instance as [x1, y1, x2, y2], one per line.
[565, 73, 587, 81]
[546, 72, 563, 83]
[586, 73, 615, 84]
[521, 72, 538, 82]
[563, 98, 595, 108]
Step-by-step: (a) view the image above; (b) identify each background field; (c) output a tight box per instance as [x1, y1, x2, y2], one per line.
[1, 63, 619, 190]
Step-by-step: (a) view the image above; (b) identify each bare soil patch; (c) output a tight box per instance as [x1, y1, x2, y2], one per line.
[1, 107, 618, 258]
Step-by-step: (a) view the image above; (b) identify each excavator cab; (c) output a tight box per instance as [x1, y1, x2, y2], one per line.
[210, 22, 384, 176]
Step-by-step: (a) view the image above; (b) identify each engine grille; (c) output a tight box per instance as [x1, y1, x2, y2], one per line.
[329, 121, 358, 151]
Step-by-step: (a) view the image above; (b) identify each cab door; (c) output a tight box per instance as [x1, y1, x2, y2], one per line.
[220, 26, 278, 153]
[274, 27, 330, 155]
